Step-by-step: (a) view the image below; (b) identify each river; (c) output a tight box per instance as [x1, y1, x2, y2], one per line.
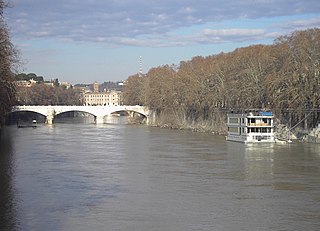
[0, 122, 320, 230]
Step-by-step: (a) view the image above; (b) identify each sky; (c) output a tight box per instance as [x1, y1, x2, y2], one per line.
[5, 0, 320, 84]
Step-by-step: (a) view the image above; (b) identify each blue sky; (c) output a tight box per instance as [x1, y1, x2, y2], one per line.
[6, 0, 320, 84]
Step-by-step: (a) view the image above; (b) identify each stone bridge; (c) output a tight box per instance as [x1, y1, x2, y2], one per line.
[11, 105, 151, 124]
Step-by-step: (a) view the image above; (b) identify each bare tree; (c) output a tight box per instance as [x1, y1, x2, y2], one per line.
[123, 74, 144, 105]
[123, 28, 320, 132]
[0, 1, 19, 124]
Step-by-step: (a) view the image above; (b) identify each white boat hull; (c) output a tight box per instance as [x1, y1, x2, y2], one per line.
[227, 134, 275, 143]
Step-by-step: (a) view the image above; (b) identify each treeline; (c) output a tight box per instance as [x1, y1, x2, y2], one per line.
[15, 73, 44, 82]
[0, 1, 18, 124]
[15, 73, 82, 105]
[99, 81, 123, 92]
[123, 28, 320, 132]
[16, 84, 82, 105]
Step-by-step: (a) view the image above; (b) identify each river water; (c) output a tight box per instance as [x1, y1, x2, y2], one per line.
[0, 122, 320, 231]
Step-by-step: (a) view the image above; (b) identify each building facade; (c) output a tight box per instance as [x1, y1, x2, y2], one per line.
[93, 81, 99, 93]
[84, 90, 123, 106]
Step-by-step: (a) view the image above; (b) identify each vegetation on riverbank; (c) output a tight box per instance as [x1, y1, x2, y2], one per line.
[123, 28, 320, 136]
[16, 84, 82, 105]
[0, 1, 19, 127]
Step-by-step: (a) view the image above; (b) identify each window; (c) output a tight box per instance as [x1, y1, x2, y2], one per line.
[229, 118, 238, 123]
[228, 127, 239, 133]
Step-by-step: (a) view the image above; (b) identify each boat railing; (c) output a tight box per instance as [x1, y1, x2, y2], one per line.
[248, 123, 271, 126]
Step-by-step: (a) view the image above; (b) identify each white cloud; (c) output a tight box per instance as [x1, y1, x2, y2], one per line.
[29, 31, 51, 37]
[7, 0, 320, 47]
[203, 29, 265, 37]
[282, 17, 320, 30]
[16, 43, 31, 48]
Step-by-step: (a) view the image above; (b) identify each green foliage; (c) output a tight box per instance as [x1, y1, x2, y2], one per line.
[15, 73, 44, 82]
[53, 78, 59, 87]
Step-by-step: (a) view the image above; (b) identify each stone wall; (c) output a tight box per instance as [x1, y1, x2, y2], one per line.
[273, 119, 320, 143]
[303, 124, 320, 143]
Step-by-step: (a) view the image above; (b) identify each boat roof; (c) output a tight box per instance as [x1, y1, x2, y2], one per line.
[227, 111, 273, 117]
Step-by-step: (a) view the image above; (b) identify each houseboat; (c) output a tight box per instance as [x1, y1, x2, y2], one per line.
[226, 111, 275, 143]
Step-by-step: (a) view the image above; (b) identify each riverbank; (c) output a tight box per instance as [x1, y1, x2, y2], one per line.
[150, 116, 320, 144]
[151, 120, 226, 135]
[303, 124, 320, 143]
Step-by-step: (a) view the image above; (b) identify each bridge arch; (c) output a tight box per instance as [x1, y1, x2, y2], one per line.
[53, 110, 96, 123]
[6, 110, 47, 124]
[10, 109, 47, 117]
[109, 109, 148, 124]
[11, 105, 151, 125]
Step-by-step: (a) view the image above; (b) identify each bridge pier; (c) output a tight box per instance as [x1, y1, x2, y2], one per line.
[46, 115, 54, 124]
[95, 116, 104, 124]
[145, 111, 155, 125]
[128, 111, 135, 118]
[46, 108, 55, 124]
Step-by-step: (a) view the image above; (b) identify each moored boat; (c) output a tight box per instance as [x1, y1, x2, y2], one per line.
[226, 111, 275, 143]
[17, 119, 37, 128]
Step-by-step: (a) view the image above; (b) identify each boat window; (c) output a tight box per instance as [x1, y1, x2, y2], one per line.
[250, 128, 262, 133]
[248, 118, 256, 125]
[228, 127, 239, 133]
[229, 118, 238, 123]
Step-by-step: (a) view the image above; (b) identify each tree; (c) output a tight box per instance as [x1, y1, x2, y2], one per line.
[123, 74, 144, 105]
[123, 28, 320, 131]
[16, 84, 82, 105]
[15, 73, 44, 82]
[0, 1, 19, 124]
[53, 78, 59, 87]
[270, 28, 320, 127]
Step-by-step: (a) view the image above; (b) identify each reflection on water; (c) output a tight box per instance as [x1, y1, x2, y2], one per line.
[227, 141, 320, 182]
[0, 129, 17, 231]
[53, 115, 129, 124]
[1, 124, 320, 230]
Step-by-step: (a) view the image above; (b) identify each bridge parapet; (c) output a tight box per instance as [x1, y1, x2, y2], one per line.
[11, 105, 150, 124]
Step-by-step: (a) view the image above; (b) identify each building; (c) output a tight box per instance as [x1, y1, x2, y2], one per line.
[84, 90, 123, 106]
[93, 81, 99, 93]
[14, 78, 38, 88]
[84, 81, 123, 106]
[60, 81, 72, 89]
[14, 80, 32, 87]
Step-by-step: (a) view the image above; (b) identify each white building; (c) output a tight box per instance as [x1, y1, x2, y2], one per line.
[14, 80, 32, 87]
[84, 90, 123, 106]
[60, 81, 72, 89]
